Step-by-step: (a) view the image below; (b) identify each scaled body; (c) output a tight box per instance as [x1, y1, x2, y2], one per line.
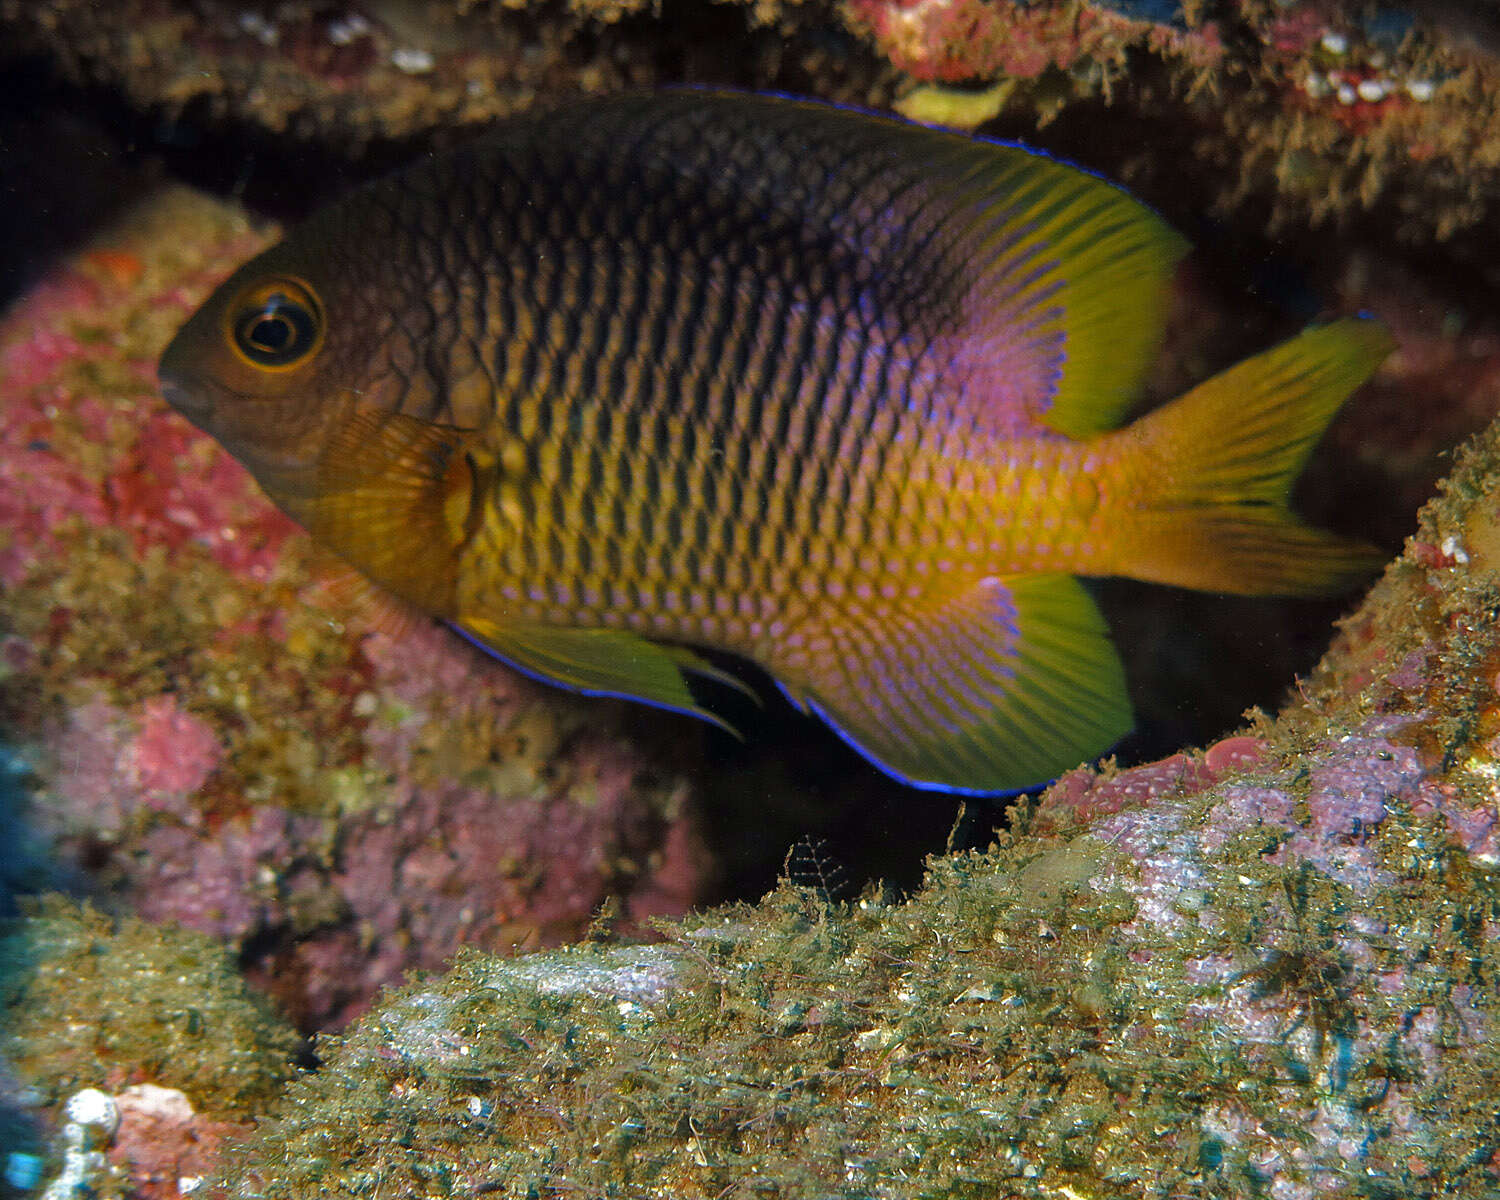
[159, 92, 1387, 793]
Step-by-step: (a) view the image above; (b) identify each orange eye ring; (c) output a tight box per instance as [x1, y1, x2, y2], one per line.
[227, 278, 324, 370]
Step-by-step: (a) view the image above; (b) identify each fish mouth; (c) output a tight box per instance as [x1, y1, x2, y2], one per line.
[157, 370, 214, 422]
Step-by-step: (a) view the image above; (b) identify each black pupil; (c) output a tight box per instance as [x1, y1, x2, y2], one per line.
[250, 313, 292, 352]
[237, 292, 316, 365]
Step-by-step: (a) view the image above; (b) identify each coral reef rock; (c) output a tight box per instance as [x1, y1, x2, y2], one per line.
[1, 897, 299, 1121]
[205, 418, 1500, 1197]
[10, 1, 1500, 246]
[0, 0, 889, 146]
[0, 186, 713, 1032]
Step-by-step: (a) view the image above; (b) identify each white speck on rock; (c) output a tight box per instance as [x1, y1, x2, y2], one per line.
[490, 944, 681, 1005]
[391, 48, 435, 74]
[62, 1088, 118, 1135]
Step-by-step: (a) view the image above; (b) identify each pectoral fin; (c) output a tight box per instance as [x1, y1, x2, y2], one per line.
[284, 409, 481, 616]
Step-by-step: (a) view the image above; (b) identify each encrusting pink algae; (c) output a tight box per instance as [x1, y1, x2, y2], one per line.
[189, 417, 1500, 1196]
[0, 188, 713, 1034]
[0, 173, 1497, 1195]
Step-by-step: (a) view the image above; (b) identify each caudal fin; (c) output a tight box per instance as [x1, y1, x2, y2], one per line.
[1124, 318, 1392, 596]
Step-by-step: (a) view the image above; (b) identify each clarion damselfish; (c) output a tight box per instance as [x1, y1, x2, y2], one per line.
[158, 91, 1389, 795]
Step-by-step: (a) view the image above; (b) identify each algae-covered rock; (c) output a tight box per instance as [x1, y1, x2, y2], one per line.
[209, 422, 1500, 1196]
[0, 896, 299, 1121]
[0, 0, 890, 147]
[8, 0, 1500, 249]
[0, 186, 714, 1032]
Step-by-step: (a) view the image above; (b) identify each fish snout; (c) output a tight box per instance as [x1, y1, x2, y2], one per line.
[158, 375, 211, 421]
[157, 331, 216, 419]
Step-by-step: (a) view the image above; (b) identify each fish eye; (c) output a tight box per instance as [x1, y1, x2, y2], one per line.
[230, 278, 323, 369]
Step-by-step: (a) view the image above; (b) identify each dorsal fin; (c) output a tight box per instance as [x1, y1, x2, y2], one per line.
[855, 110, 1189, 440]
[633, 93, 1190, 440]
[487, 91, 1186, 441]
[934, 139, 1190, 438]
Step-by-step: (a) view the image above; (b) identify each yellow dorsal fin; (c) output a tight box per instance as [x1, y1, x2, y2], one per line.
[681, 94, 1190, 439]
[926, 133, 1189, 439]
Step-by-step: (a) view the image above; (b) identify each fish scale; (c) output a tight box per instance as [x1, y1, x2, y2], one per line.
[159, 91, 1390, 793]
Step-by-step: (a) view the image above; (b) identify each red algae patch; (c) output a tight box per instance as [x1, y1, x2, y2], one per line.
[1203, 733, 1265, 776]
[844, 0, 1221, 85]
[109, 1084, 249, 1200]
[121, 696, 224, 809]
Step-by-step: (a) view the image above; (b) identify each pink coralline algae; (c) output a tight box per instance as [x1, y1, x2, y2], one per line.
[1414, 781, 1500, 865]
[1038, 717, 1473, 911]
[843, 0, 1222, 85]
[130, 808, 314, 944]
[1003, 724, 1497, 1192]
[34, 625, 709, 1028]
[45, 695, 221, 830]
[106, 405, 299, 583]
[0, 188, 712, 1031]
[1037, 732, 1264, 833]
[0, 281, 112, 588]
[121, 695, 223, 806]
[1263, 728, 1421, 892]
[0, 223, 288, 591]
[108, 1084, 250, 1200]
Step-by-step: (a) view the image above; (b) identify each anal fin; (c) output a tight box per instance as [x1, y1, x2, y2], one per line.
[777, 575, 1130, 794]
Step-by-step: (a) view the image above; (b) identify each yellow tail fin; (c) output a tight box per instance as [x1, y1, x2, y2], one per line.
[1123, 318, 1392, 596]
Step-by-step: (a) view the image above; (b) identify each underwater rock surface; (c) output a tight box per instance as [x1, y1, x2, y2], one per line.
[0, 188, 713, 1033]
[8, 351, 1499, 1192]
[7, 1, 1500, 246]
[0, 57, 1499, 1198]
[0, 0, 891, 146]
[202, 421, 1500, 1196]
[1, 898, 297, 1122]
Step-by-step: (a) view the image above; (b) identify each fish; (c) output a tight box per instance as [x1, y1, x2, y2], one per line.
[157, 91, 1390, 795]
